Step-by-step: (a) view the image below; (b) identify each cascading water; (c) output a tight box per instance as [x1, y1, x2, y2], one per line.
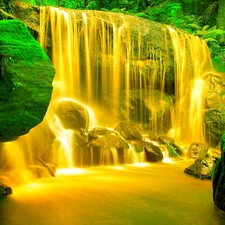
[167, 27, 213, 143]
[0, 7, 215, 176]
[39, 7, 213, 141]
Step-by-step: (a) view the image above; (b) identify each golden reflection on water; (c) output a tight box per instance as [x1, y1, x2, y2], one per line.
[1, 161, 225, 225]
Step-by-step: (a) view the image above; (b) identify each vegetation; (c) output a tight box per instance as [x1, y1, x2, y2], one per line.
[1, 0, 225, 71]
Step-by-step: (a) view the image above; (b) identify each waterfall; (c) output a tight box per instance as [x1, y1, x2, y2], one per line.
[0, 7, 214, 178]
[39, 7, 170, 129]
[168, 27, 213, 143]
[39, 7, 213, 144]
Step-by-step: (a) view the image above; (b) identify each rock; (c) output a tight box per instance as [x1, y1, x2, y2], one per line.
[104, 89, 173, 133]
[158, 136, 185, 157]
[86, 130, 129, 165]
[80, 127, 129, 165]
[0, 185, 12, 196]
[148, 132, 158, 141]
[187, 142, 209, 158]
[12, 1, 40, 33]
[51, 99, 89, 130]
[213, 132, 225, 211]
[144, 141, 163, 162]
[115, 121, 143, 141]
[88, 127, 117, 141]
[88, 132, 129, 150]
[0, 20, 55, 141]
[73, 128, 89, 146]
[128, 140, 145, 154]
[184, 157, 217, 179]
[205, 74, 225, 147]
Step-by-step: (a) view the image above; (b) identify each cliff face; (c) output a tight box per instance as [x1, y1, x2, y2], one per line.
[0, 19, 55, 141]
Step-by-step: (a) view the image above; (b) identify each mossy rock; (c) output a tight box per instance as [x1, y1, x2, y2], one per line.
[0, 20, 55, 141]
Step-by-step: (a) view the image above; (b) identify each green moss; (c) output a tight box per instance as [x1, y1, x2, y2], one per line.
[0, 19, 55, 141]
[212, 56, 225, 73]
[0, 20, 49, 63]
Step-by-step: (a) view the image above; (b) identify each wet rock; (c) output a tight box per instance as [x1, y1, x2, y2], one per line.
[148, 132, 158, 141]
[184, 157, 217, 179]
[73, 128, 89, 146]
[52, 99, 89, 130]
[0, 185, 12, 196]
[158, 136, 185, 157]
[88, 133, 129, 150]
[104, 89, 173, 133]
[128, 140, 145, 154]
[213, 132, 225, 211]
[84, 128, 129, 165]
[205, 74, 225, 147]
[0, 20, 55, 141]
[144, 141, 163, 162]
[88, 127, 117, 141]
[115, 121, 143, 141]
[187, 142, 209, 159]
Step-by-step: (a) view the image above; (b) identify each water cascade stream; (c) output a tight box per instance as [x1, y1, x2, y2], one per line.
[40, 7, 212, 160]
[39, 7, 212, 141]
[0, 7, 215, 179]
[1, 8, 225, 225]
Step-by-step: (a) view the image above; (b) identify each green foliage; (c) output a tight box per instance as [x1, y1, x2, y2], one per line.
[145, 2, 184, 28]
[158, 2, 181, 16]
[86, 1, 98, 10]
[212, 54, 225, 73]
[202, 29, 225, 41]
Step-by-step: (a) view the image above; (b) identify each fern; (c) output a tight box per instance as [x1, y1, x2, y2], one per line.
[202, 29, 225, 41]
[186, 23, 201, 30]
[202, 25, 210, 32]
[204, 38, 218, 45]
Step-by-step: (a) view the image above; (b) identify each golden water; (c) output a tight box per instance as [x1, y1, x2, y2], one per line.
[39, 7, 170, 128]
[39, 7, 213, 143]
[168, 27, 213, 143]
[1, 161, 225, 225]
[0, 8, 215, 176]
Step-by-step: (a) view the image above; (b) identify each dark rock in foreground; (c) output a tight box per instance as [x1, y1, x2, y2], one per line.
[0, 20, 55, 141]
[144, 141, 163, 162]
[213, 132, 225, 211]
[0, 185, 12, 196]
[184, 157, 217, 179]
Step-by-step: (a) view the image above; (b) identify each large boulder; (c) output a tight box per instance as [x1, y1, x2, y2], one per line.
[0, 20, 55, 141]
[51, 99, 89, 130]
[205, 73, 225, 147]
[186, 142, 209, 159]
[103, 89, 173, 133]
[213, 132, 225, 211]
[144, 141, 164, 162]
[184, 157, 216, 179]
[115, 122, 143, 141]
[85, 127, 129, 165]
